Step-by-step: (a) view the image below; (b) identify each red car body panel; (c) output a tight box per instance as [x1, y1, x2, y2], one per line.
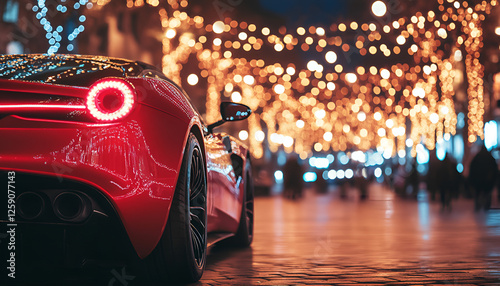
[205, 133, 241, 233]
[0, 68, 248, 260]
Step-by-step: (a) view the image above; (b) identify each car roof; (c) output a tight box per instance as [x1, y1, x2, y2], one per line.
[0, 54, 164, 86]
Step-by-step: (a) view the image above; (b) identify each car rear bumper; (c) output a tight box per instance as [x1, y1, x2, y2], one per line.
[0, 170, 139, 283]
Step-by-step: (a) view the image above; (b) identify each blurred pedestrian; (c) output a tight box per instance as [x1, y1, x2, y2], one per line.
[315, 170, 328, 193]
[497, 172, 500, 203]
[406, 160, 419, 199]
[426, 152, 439, 201]
[354, 166, 369, 200]
[283, 155, 303, 199]
[436, 155, 459, 210]
[393, 164, 407, 196]
[469, 146, 498, 211]
[338, 178, 348, 199]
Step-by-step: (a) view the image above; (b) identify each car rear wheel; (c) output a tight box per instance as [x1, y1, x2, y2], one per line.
[230, 158, 254, 247]
[146, 134, 207, 283]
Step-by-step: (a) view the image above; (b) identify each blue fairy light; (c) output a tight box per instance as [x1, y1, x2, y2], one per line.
[33, 0, 90, 54]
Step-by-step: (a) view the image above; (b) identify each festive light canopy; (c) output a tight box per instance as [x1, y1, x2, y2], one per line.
[86, 0, 497, 160]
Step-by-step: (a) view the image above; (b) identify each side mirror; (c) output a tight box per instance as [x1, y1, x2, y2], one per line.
[207, 102, 252, 133]
[220, 102, 252, 121]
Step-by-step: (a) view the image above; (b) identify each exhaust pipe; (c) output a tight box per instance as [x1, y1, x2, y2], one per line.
[17, 192, 45, 220]
[53, 192, 91, 222]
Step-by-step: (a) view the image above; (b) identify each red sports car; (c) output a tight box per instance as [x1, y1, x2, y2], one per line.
[0, 54, 254, 283]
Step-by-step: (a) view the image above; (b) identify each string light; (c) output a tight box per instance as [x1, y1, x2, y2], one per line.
[90, 0, 497, 158]
[34, 0, 89, 53]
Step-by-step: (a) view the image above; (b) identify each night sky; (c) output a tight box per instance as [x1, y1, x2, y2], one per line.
[259, 0, 348, 27]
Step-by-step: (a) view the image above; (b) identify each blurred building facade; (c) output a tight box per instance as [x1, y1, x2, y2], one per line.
[1, 0, 500, 176]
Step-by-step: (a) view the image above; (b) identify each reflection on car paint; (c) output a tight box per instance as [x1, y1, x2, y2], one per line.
[206, 135, 236, 188]
[47, 121, 177, 200]
[141, 77, 195, 119]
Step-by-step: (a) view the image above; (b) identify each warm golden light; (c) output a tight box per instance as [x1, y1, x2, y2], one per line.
[372, 1, 387, 17]
[325, 51, 337, 63]
[166, 29, 176, 39]
[437, 28, 447, 39]
[255, 130, 265, 142]
[213, 21, 225, 34]
[323, 132, 333, 142]
[307, 60, 319, 72]
[346, 73, 357, 83]
[151, 0, 496, 156]
[327, 82, 336, 91]
[380, 69, 390, 79]
[430, 113, 439, 124]
[238, 130, 249, 140]
[357, 111, 366, 122]
[274, 84, 285, 94]
[385, 119, 394, 128]
[243, 75, 255, 85]
[231, 91, 242, 102]
[187, 74, 198, 85]
[396, 35, 406, 45]
[412, 87, 425, 98]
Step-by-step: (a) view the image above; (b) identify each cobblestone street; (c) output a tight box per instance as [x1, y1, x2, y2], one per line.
[196, 184, 500, 285]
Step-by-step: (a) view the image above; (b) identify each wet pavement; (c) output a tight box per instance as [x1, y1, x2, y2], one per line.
[196, 184, 500, 285]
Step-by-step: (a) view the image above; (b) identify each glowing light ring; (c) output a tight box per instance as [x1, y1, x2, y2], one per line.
[86, 79, 136, 121]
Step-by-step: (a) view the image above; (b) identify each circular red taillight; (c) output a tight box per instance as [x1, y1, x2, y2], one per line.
[86, 79, 135, 121]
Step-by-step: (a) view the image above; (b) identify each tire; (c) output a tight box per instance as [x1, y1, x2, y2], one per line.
[145, 134, 207, 283]
[230, 158, 254, 247]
